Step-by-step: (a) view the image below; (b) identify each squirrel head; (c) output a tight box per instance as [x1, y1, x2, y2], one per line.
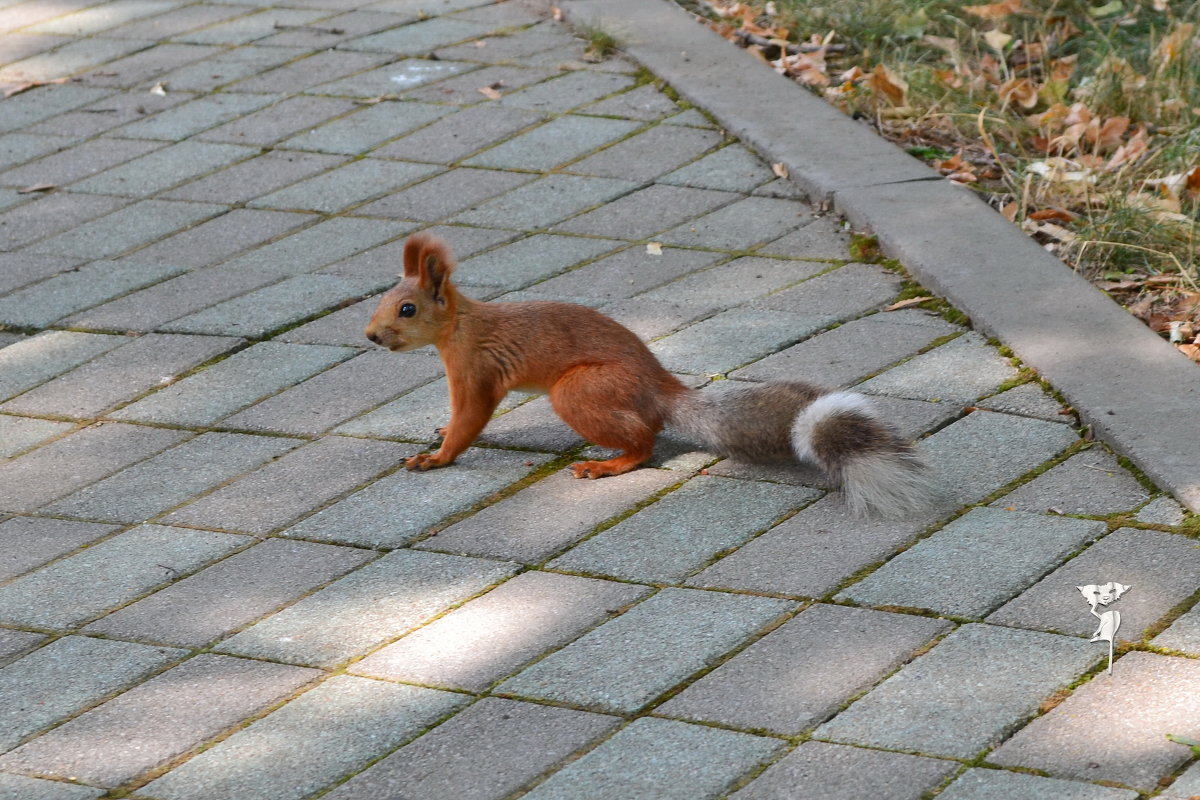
[365, 233, 458, 352]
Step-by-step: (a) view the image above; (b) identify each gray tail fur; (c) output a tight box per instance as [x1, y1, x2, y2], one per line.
[668, 382, 939, 518]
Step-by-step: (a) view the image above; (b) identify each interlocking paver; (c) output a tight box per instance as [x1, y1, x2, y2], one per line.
[417, 467, 682, 562]
[758, 214, 854, 259]
[171, 7, 328, 45]
[257, 10, 409, 48]
[567, 123, 722, 180]
[161, 436, 411, 535]
[0, 635, 183, 753]
[0, 137, 164, 188]
[355, 167, 535, 222]
[987, 527, 1200, 640]
[217, 549, 518, 667]
[496, 69, 635, 113]
[214, 216, 414, 276]
[195, 95, 357, 146]
[658, 604, 950, 735]
[659, 143, 776, 192]
[0, 423, 189, 513]
[940, 769, 1138, 800]
[0, 133, 70, 175]
[0, 191, 128, 251]
[25, 89, 188, 140]
[111, 341, 354, 426]
[464, 114, 641, 171]
[69, 140, 258, 196]
[991, 448, 1149, 515]
[650, 308, 828, 374]
[0, 37, 150, 83]
[0, 417, 74, 458]
[154, 45, 307, 92]
[340, 16, 494, 54]
[0, 85, 113, 133]
[313, 58, 475, 97]
[531, 245, 725, 300]
[640, 255, 828, 309]
[0, 631, 46, 669]
[553, 184, 738, 241]
[160, 151, 346, 204]
[496, 587, 794, 713]
[77, 42, 225, 89]
[0, 654, 320, 788]
[139, 676, 468, 800]
[1136, 494, 1187, 525]
[1153, 602, 1200, 654]
[400, 63, 555, 106]
[226, 48, 393, 94]
[550, 475, 818, 582]
[731, 741, 957, 800]
[43, 432, 300, 523]
[280, 103, 453, 157]
[83, 538, 375, 646]
[1, 333, 239, 417]
[989, 652, 1200, 791]
[29, 198, 225, 259]
[858, 331, 1020, 402]
[454, 233, 622, 289]
[27, 1, 181, 37]
[100, 4, 253, 41]
[372, 104, 546, 163]
[324, 697, 620, 800]
[837, 508, 1106, 617]
[351, 571, 650, 690]
[249, 159, 442, 213]
[433, 24, 575, 64]
[0, 771, 106, 799]
[0, 259, 187, 327]
[449, 173, 639, 229]
[582, 82, 683, 119]
[0, 330, 125, 402]
[658, 195, 813, 250]
[520, 717, 784, 800]
[0, 516, 120, 583]
[282, 446, 553, 548]
[816, 624, 1102, 759]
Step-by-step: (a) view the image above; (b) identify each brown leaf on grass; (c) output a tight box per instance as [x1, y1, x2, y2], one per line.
[1093, 116, 1130, 151]
[1028, 208, 1079, 222]
[885, 296, 934, 311]
[1105, 124, 1149, 170]
[868, 64, 907, 106]
[963, 0, 1025, 19]
[17, 183, 55, 194]
[998, 77, 1039, 109]
[1179, 344, 1200, 362]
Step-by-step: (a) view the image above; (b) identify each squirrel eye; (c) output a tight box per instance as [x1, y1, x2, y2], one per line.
[399, 303, 416, 318]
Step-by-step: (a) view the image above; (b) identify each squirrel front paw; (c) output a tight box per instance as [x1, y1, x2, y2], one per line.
[406, 452, 449, 471]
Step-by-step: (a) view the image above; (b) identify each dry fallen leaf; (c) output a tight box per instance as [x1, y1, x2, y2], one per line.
[4, 77, 68, 98]
[885, 296, 934, 311]
[983, 29, 1012, 52]
[771, 162, 789, 179]
[149, 82, 167, 96]
[963, 0, 1025, 19]
[552, 5, 563, 21]
[477, 86, 501, 100]
[356, 94, 398, 105]
[868, 63, 908, 106]
[17, 183, 55, 194]
[646, 242, 663, 255]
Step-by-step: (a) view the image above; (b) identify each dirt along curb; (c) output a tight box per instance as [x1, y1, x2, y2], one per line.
[560, 0, 1200, 513]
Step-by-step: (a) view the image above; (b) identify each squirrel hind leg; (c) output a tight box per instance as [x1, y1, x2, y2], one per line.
[551, 366, 663, 479]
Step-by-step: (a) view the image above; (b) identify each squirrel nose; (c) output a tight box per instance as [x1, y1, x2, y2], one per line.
[366, 331, 381, 345]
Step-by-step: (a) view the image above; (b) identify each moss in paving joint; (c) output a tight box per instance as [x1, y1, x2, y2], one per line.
[970, 437, 1090, 511]
[1140, 585, 1200, 643]
[682, 493, 822, 578]
[848, 232, 882, 263]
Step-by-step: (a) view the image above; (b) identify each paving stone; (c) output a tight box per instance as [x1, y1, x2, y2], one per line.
[400, 63, 555, 106]
[474, 394, 582, 450]
[974, 380, 1067, 421]
[497, 69, 635, 113]
[227, 48, 393, 94]
[0, 85, 113, 133]
[757, 214, 853, 260]
[496, 587, 792, 712]
[84, 538, 375, 647]
[0, 137, 165, 188]
[154, 45, 307, 92]
[0, 259, 187, 327]
[417, 467, 681, 562]
[216, 217, 414, 276]
[160, 151, 347, 204]
[341, 16, 494, 54]
[249, 159, 442, 213]
[0, 635, 183, 754]
[0, 524, 248, 628]
[111, 342, 354, 426]
[659, 603, 949, 735]
[601, 295, 719, 340]
[171, 7, 327, 45]
[69, 140, 257, 196]
[753, 176, 810, 199]
[0, 654, 320, 788]
[650, 308, 828, 374]
[991, 449, 1149, 516]
[938, 769, 1138, 800]
[256, 9, 409, 48]
[732, 741, 956, 800]
[1136, 495, 1187, 526]
[989, 652, 1200, 790]
[271, 296, 385, 345]
[1166, 761, 1200, 798]
[281, 446, 552, 548]
[324, 697, 620, 800]
[987, 527, 1200, 640]
[550, 476, 817, 582]
[566, 123, 721, 180]
[312, 58, 476, 98]
[221, 350, 443, 435]
[752, 262, 904, 317]
[0, 416, 74, 458]
[320, 227, 517, 278]
[334, 376, 458, 440]
[352, 570, 648, 690]
[355, 167, 535, 222]
[30, 199, 225, 259]
[26, 89, 189, 140]
[464, 114, 641, 171]
[815, 623, 1103, 759]
[0, 630, 46, 669]
[0, 0, 96, 34]
[280, 103, 452, 157]
[0, 133, 71, 173]
[0, 251, 82, 296]
[455, 233, 622, 289]
[63, 264, 280, 331]
[0, 517, 120, 583]
[659, 143, 775, 192]
[0, 192, 128, 251]
[1, 333, 239, 418]
[26, 0, 176, 35]
[858, 332, 1018, 403]
[659, 195, 812, 250]
[433, 24, 576, 64]
[0, 771, 104, 799]
[0, 423, 188, 514]
[521, 717, 783, 800]
[732, 310, 960, 386]
[553, 184, 738, 241]
[581, 82, 682, 119]
[162, 436, 410, 535]
[140, 676, 467, 800]
[0, 37, 151, 83]
[196, 95, 357, 147]
[44, 432, 299, 523]
[531, 245, 723, 300]
[640, 255, 828, 310]
[218, 549, 518, 667]
[100, 4, 254, 40]
[160, 274, 384, 338]
[0, 33, 69, 67]
[373, 104, 546, 163]
[838, 508, 1106, 617]
[1153, 602, 1200, 654]
[450, 173, 639, 230]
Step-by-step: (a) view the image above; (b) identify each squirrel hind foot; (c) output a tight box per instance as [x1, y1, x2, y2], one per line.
[568, 455, 646, 479]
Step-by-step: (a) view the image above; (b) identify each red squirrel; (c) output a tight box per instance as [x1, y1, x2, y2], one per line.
[366, 234, 938, 517]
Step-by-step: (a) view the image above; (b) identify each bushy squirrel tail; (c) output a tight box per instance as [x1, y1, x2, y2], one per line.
[668, 382, 939, 518]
